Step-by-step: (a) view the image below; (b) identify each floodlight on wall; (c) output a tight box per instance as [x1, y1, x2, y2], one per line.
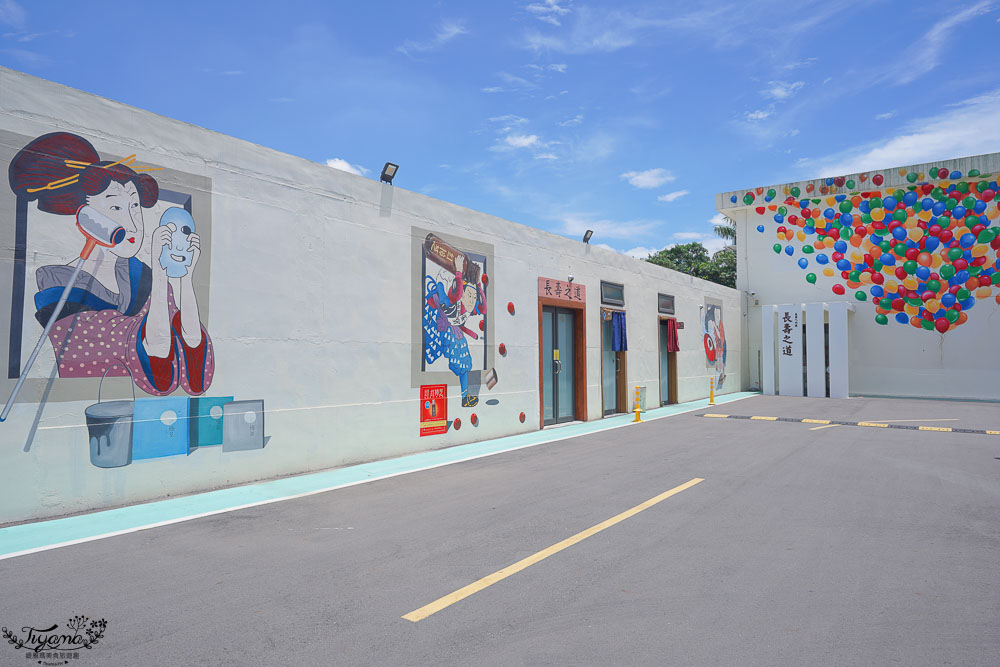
[582, 230, 593, 244]
[380, 162, 399, 184]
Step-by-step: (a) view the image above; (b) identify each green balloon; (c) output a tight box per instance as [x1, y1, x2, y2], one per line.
[875, 313, 888, 325]
[778, 206, 787, 215]
[773, 243, 782, 254]
[979, 180, 990, 192]
[932, 188, 945, 200]
[906, 172, 917, 182]
[894, 244, 908, 257]
[947, 247, 963, 261]
[803, 245, 814, 254]
[744, 194, 754, 205]
[879, 240, 892, 253]
[957, 181, 969, 193]
[977, 230, 992, 243]
[946, 309, 959, 323]
[790, 186, 801, 197]
[873, 260, 883, 271]
[969, 168, 980, 177]
[968, 265, 982, 277]
[940, 264, 956, 279]
[870, 197, 883, 209]
[893, 210, 907, 222]
[966, 215, 980, 227]
[920, 319, 934, 330]
[862, 213, 873, 225]
[946, 198, 958, 211]
[879, 297, 893, 309]
[806, 273, 817, 284]
[846, 179, 855, 189]
[956, 287, 971, 300]
[812, 198, 821, 205]
[926, 279, 941, 293]
[839, 200, 853, 213]
[992, 272, 1000, 285]
[963, 196, 975, 208]
[767, 188, 776, 198]
[903, 260, 917, 274]
[907, 297, 923, 307]
[893, 189, 905, 200]
[855, 290, 867, 301]
[849, 270, 861, 282]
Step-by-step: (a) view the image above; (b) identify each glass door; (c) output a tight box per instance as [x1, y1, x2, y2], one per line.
[602, 317, 617, 415]
[659, 320, 670, 406]
[542, 307, 577, 425]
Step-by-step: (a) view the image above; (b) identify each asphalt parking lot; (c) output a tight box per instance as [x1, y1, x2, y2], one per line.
[1, 394, 998, 666]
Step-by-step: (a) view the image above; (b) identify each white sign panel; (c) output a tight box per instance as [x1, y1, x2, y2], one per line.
[777, 306, 803, 396]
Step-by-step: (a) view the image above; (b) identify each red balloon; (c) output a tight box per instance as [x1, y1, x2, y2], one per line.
[937, 167, 949, 179]
[905, 248, 919, 260]
[982, 189, 996, 202]
[832, 284, 845, 295]
[920, 291, 935, 301]
[939, 230, 953, 243]
[755, 206, 765, 214]
[872, 174, 884, 185]
[971, 224, 985, 236]
[953, 259, 968, 271]
[921, 184, 934, 195]
[934, 318, 949, 333]
[971, 256, 987, 267]
[979, 275, 992, 287]
[829, 227, 841, 240]
[872, 272, 884, 285]
[832, 251, 844, 261]
[834, 176, 845, 187]
[891, 298, 905, 311]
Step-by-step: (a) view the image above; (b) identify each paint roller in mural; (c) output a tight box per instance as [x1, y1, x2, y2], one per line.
[3, 132, 265, 466]
[702, 299, 726, 390]
[421, 233, 489, 408]
[743, 166, 1000, 333]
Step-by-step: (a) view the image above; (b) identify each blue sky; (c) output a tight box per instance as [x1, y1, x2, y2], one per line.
[3, 0, 1000, 257]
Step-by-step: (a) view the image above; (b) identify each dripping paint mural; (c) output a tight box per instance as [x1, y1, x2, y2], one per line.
[4, 132, 265, 466]
[744, 166, 1000, 333]
[702, 298, 726, 390]
[413, 229, 496, 426]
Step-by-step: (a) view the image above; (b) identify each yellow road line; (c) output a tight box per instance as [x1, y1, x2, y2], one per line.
[987, 431, 1000, 435]
[871, 419, 958, 423]
[802, 419, 830, 424]
[402, 478, 704, 623]
[750, 416, 777, 421]
[702, 414, 728, 418]
[810, 424, 839, 431]
[918, 426, 953, 432]
[857, 422, 889, 428]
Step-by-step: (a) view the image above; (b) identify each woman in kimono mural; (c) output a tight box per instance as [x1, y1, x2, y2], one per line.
[703, 304, 726, 390]
[9, 132, 213, 395]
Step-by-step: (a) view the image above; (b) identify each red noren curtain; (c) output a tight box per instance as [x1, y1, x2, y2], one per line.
[666, 318, 680, 352]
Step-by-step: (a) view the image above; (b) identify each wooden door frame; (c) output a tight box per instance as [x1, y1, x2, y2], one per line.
[538, 297, 587, 429]
[600, 308, 628, 416]
[658, 316, 679, 405]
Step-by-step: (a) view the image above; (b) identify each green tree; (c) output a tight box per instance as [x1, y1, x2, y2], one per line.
[699, 246, 736, 288]
[645, 242, 736, 289]
[713, 215, 737, 245]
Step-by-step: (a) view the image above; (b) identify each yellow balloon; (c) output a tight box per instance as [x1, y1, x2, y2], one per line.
[823, 267, 835, 277]
[907, 227, 923, 242]
[931, 254, 943, 268]
[898, 168, 907, 177]
[972, 245, 989, 257]
[903, 277, 919, 291]
[977, 286, 992, 299]
[925, 299, 940, 311]
[796, 231, 806, 242]
[859, 272, 872, 285]
[871, 208, 886, 222]
[918, 210, 932, 221]
[904, 303, 918, 315]
[955, 227, 971, 239]
[850, 251, 863, 262]
[826, 197, 837, 206]
[989, 206, 1000, 220]
[886, 280, 899, 293]
[782, 187, 790, 195]
[939, 180, 950, 189]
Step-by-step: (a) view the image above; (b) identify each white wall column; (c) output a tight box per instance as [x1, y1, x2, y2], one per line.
[761, 305, 775, 395]
[828, 301, 849, 398]
[804, 302, 826, 397]
[776, 305, 803, 396]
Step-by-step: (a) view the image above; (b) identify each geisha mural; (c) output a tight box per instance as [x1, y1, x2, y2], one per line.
[3, 132, 265, 466]
[703, 298, 727, 390]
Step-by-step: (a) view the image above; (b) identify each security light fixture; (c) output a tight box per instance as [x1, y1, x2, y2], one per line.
[582, 229, 593, 244]
[380, 162, 398, 184]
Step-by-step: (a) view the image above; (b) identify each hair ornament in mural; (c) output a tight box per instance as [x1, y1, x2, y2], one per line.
[421, 233, 489, 409]
[742, 167, 1000, 333]
[702, 300, 726, 390]
[6, 132, 265, 466]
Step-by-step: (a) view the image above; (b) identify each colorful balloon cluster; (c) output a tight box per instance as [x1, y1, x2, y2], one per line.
[748, 167, 1000, 332]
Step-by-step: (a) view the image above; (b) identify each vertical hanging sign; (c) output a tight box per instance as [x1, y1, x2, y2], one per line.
[420, 384, 448, 436]
[777, 306, 803, 397]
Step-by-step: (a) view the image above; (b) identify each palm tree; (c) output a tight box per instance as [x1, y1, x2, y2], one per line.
[713, 215, 736, 245]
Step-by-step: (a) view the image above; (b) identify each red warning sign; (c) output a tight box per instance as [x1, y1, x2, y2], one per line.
[420, 384, 448, 436]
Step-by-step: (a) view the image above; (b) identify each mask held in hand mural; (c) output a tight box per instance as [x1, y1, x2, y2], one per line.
[9, 132, 214, 396]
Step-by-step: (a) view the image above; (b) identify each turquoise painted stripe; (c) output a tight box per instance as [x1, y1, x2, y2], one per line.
[0, 391, 757, 558]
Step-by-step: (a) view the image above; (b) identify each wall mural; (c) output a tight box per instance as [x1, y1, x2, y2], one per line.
[702, 298, 726, 390]
[739, 167, 1000, 333]
[4, 132, 265, 467]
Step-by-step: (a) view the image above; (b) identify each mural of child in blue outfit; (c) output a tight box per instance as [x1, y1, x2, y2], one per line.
[423, 247, 487, 408]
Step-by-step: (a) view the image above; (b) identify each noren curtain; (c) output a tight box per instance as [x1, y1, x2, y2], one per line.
[666, 318, 680, 352]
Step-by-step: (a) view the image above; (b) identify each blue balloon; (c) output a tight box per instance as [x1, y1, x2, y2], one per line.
[798, 258, 809, 269]
[974, 200, 987, 214]
[963, 249, 972, 260]
[905, 239, 917, 248]
[785, 245, 794, 256]
[871, 285, 884, 298]
[764, 195, 773, 202]
[960, 233, 975, 248]
[946, 184, 956, 192]
[895, 312, 908, 324]
[834, 240, 847, 253]
[730, 195, 738, 203]
[932, 201, 947, 215]
[941, 293, 956, 308]
[953, 206, 966, 219]
[903, 191, 918, 207]
[955, 269, 970, 283]
[756, 224, 765, 233]
[855, 263, 866, 271]
[836, 259, 851, 271]
[824, 208, 836, 220]
[804, 226, 816, 235]
[916, 266, 930, 280]
[925, 237, 940, 252]
[921, 197, 935, 210]
[960, 297, 975, 310]
[883, 196, 898, 210]
[835, 194, 846, 202]
[840, 213, 854, 226]
[774, 213, 784, 223]
[859, 201, 871, 214]
[816, 253, 829, 265]
[826, 177, 834, 186]
[870, 234, 883, 244]
[949, 170, 962, 179]
[800, 199, 811, 208]
[892, 226, 907, 241]
[881, 253, 896, 266]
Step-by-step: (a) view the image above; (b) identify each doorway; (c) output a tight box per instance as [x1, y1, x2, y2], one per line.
[541, 306, 578, 425]
[658, 318, 679, 405]
[601, 311, 628, 415]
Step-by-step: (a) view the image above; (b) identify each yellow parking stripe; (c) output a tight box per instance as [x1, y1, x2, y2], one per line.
[857, 422, 889, 428]
[750, 416, 777, 421]
[802, 419, 830, 424]
[702, 414, 729, 418]
[918, 426, 953, 432]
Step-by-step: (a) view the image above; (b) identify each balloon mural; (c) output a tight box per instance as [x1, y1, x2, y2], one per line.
[745, 168, 1000, 333]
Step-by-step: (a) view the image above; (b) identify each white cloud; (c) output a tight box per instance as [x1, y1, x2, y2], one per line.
[888, 1, 992, 85]
[674, 231, 709, 240]
[325, 158, 369, 176]
[874, 110, 896, 120]
[0, 0, 26, 29]
[701, 237, 730, 254]
[620, 167, 675, 189]
[623, 245, 662, 259]
[221, 70, 243, 76]
[558, 114, 583, 127]
[505, 133, 540, 148]
[782, 57, 817, 70]
[707, 212, 727, 227]
[481, 86, 503, 93]
[535, 153, 558, 160]
[397, 19, 468, 55]
[795, 88, 1000, 178]
[763, 80, 804, 100]
[558, 213, 658, 241]
[657, 189, 689, 203]
[523, 6, 671, 54]
[549, 63, 567, 73]
[745, 108, 773, 121]
[488, 114, 529, 132]
[526, 0, 571, 26]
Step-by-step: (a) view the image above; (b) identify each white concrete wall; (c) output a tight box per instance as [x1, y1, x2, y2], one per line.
[721, 158, 1000, 401]
[0, 68, 741, 523]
